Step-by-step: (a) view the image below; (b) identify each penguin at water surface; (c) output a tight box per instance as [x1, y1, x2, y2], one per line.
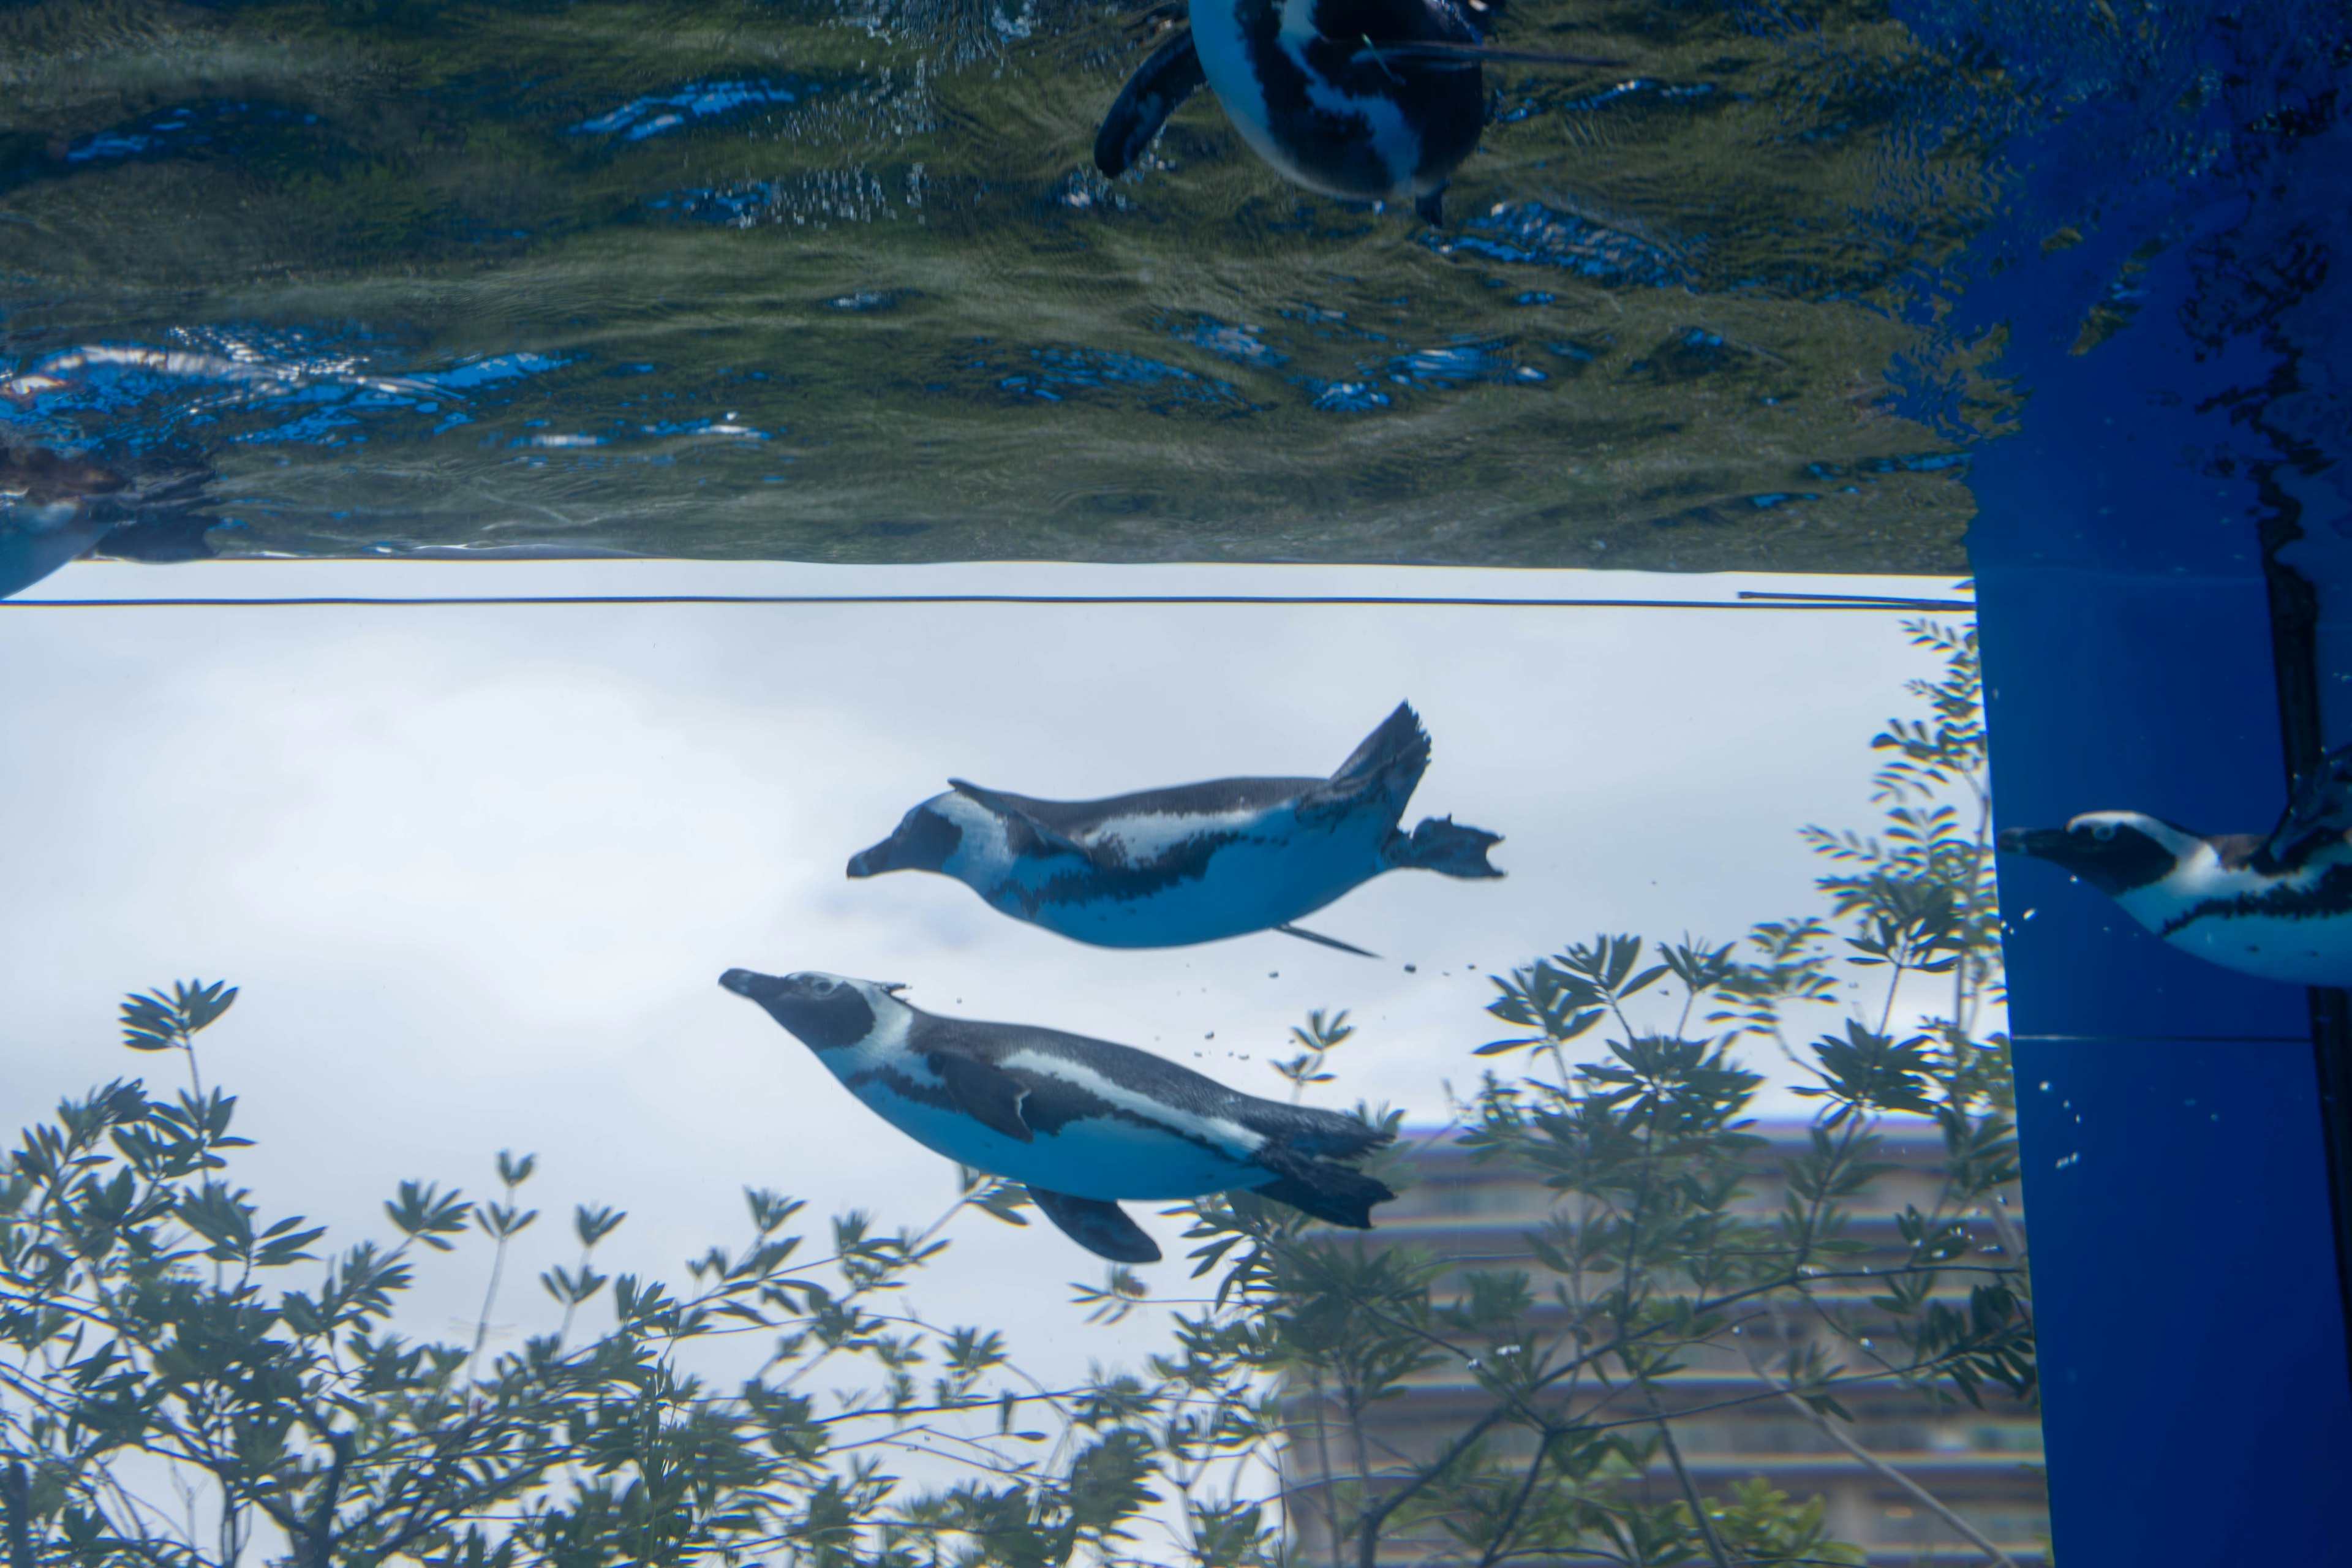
[846, 701, 1503, 954]
[1, 445, 223, 600]
[1, 445, 127, 600]
[1093, 0, 1607, 225]
[2000, 742, 2352, 986]
[720, 968, 1396, 1262]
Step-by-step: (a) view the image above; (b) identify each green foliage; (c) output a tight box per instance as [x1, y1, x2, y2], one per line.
[1161, 616, 2032, 1568]
[0, 619, 2030, 1567]
[0, 1009, 1186, 1568]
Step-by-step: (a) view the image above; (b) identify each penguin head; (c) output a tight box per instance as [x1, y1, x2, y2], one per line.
[1998, 811, 2189, 895]
[846, 797, 964, 878]
[720, 968, 908, 1050]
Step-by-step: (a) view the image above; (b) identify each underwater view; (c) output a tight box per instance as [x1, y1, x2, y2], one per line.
[3, 0, 2350, 1566]
[0, 0, 2030, 571]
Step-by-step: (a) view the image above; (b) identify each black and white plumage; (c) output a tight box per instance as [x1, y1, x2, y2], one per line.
[1, 445, 125, 601]
[1999, 744, 2352, 986]
[1, 445, 221, 601]
[845, 701, 1502, 952]
[1095, 0, 1567, 225]
[718, 968, 1396, 1262]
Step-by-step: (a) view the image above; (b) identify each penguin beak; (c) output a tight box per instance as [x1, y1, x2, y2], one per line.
[845, 839, 890, 878]
[719, 967, 783, 1001]
[1998, 826, 2067, 859]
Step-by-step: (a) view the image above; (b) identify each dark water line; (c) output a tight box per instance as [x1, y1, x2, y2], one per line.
[2260, 464, 2352, 1399]
[0, 594, 1975, 611]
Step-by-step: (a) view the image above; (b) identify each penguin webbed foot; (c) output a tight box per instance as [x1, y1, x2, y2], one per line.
[1251, 1146, 1396, 1229]
[1029, 1187, 1161, 1262]
[1253, 1168, 1395, 1230]
[1415, 187, 1447, 228]
[1393, 815, 1504, 878]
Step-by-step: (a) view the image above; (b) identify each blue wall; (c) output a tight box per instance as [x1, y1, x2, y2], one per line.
[1965, 153, 2352, 1568]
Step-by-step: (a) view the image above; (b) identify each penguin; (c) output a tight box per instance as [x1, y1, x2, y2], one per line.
[1, 446, 221, 600]
[1093, 0, 1602, 225]
[1999, 744, 2352, 987]
[845, 701, 1502, 954]
[1, 444, 127, 601]
[718, 968, 1396, 1262]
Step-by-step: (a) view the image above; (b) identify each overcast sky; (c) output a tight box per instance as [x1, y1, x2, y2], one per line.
[0, 557, 1969, 1398]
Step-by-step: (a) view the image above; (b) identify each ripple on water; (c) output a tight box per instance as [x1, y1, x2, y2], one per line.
[1431, 203, 1690, 288]
[1164, 318, 1289, 369]
[998, 348, 1251, 413]
[570, 81, 811, 141]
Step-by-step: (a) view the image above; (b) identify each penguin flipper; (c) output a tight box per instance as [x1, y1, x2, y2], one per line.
[1094, 28, 1205, 179]
[932, 1052, 1035, 1143]
[1029, 1188, 1162, 1263]
[2267, 741, 2352, 869]
[948, 778, 1095, 861]
[1275, 923, 1381, 959]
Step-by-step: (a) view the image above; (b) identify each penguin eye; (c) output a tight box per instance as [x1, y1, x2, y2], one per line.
[807, 976, 836, 994]
[2091, 823, 2116, 842]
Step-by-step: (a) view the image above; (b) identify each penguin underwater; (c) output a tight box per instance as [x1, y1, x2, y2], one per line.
[1, 445, 224, 601]
[719, 968, 1395, 1262]
[846, 701, 1502, 955]
[1, 444, 127, 601]
[1999, 742, 2352, 986]
[1091, 0, 1610, 225]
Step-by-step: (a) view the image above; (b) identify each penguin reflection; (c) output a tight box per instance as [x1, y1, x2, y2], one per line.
[1, 445, 127, 601]
[1, 445, 222, 600]
[848, 702, 1502, 955]
[721, 968, 1395, 1262]
[1094, 0, 1606, 224]
[2000, 742, 2352, 986]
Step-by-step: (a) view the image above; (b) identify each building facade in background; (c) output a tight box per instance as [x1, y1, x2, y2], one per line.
[1282, 1123, 2045, 1566]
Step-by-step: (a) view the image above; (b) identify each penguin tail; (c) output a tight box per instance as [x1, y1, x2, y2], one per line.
[1387, 815, 1504, 878]
[1252, 1160, 1396, 1231]
[1327, 702, 1433, 795]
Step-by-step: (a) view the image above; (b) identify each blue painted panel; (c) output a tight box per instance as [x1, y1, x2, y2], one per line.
[1956, 88, 2352, 1564]
[1982, 568, 2306, 1043]
[2013, 1036, 2350, 1562]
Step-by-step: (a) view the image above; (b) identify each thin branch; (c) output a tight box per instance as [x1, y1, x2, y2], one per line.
[1640, 1382, 1735, 1568]
[1470, 1430, 1553, 1568]
[1743, 1344, 2017, 1568]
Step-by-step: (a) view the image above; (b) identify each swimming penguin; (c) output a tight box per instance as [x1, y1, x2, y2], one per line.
[2000, 744, 2352, 986]
[1, 444, 127, 600]
[846, 701, 1502, 954]
[718, 968, 1396, 1262]
[1093, 0, 1600, 224]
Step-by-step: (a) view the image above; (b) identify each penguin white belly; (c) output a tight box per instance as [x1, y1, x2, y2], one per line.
[2158, 913, 2352, 986]
[2119, 859, 2352, 986]
[1189, 0, 1288, 177]
[1188, 0, 1421, 200]
[1014, 808, 1388, 945]
[846, 1081, 1255, 1200]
